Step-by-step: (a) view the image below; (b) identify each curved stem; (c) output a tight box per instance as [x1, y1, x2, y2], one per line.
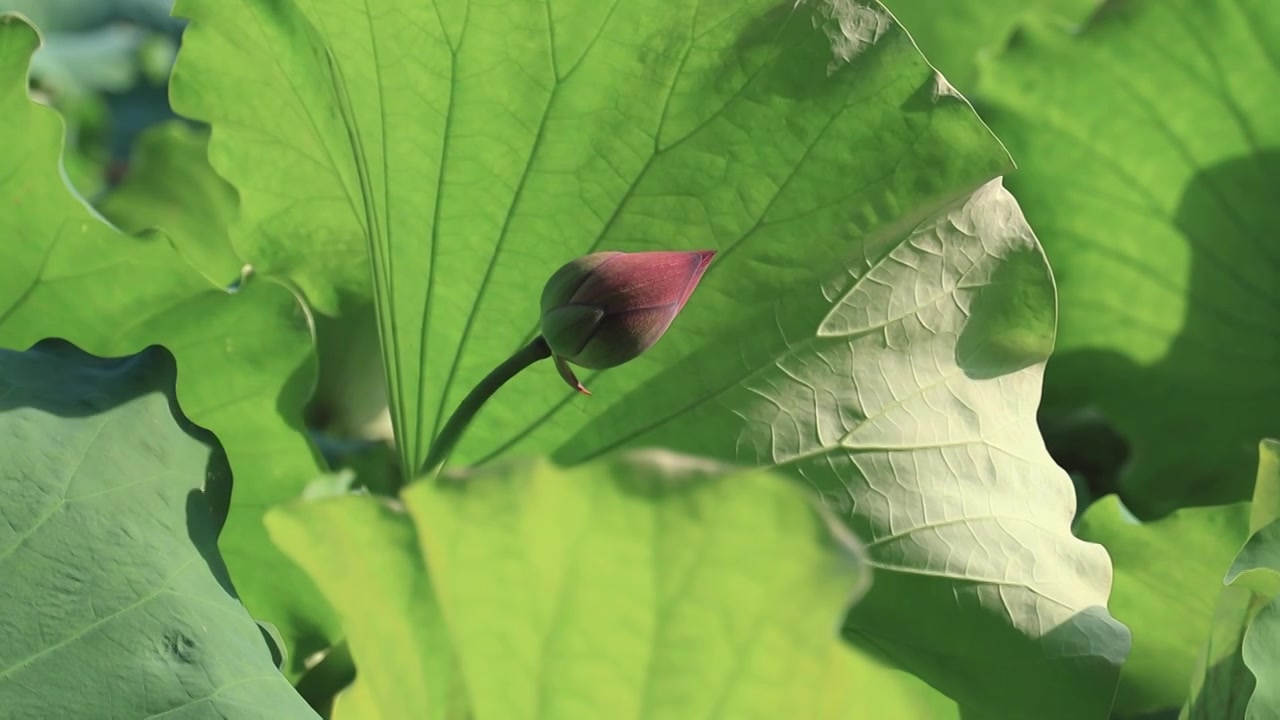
[420, 336, 552, 479]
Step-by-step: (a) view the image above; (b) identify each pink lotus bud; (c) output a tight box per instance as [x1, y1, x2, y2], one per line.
[540, 250, 715, 394]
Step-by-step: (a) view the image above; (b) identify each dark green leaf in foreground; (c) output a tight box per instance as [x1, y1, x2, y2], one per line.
[1185, 440, 1280, 719]
[0, 342, 315, 718]
[977, 0, 1280, 513]
[170, 0, 1129, 713]
[0, 14, 336, 672]
[1076, 496, 1250, 713]
[270, 453, 959, 720]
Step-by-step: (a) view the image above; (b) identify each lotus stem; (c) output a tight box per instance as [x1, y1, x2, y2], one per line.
[420, 336, 552, 480]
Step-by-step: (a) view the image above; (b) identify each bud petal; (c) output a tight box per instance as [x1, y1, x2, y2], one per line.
[539, 249, 715, 393]
[540, 252, 623, 316]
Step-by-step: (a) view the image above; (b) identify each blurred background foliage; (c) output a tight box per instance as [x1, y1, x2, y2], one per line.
[10, 0, 184, 195]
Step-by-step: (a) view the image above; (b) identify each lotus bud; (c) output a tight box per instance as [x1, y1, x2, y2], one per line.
[540, 249, 716, 394]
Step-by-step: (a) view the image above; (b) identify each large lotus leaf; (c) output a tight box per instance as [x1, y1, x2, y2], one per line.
[0, 342, 315, 718]
[1076, 496, 1251, 713]
[976, 0, 1280, 514]
[880, 0, 1098, 91]
[0, 14, 336, 672]
[1184, 440, 1280, 719]
[169, 0, 1128, 713]
[270, 452, 959, 719]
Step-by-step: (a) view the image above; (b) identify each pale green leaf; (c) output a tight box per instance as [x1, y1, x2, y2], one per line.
[331, 679, 380, 720]
[407, 452, 870, 720]
[269, 452, 956, 719]
[1251, 440, 1280, 533]
[1242, 599, 1280, 719]
[280, 453, 962, 717]
[1228, 523, 1280, 599]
